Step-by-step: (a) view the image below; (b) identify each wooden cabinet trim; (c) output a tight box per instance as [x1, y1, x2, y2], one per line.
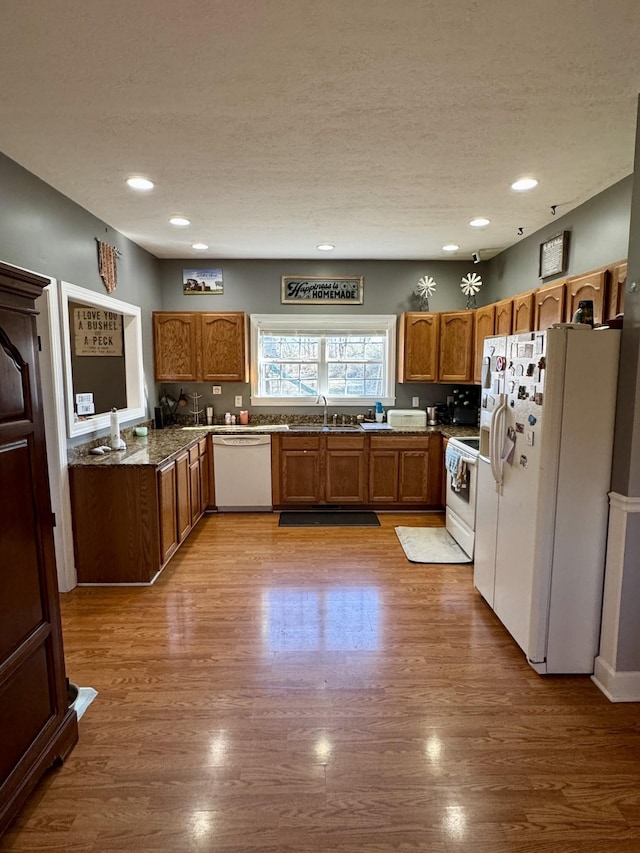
[398, 312, 439, 382]
[152, 311, 247, 382]
[565, 267, 609, 325]
[438, 311, 474, 382]
[473, 305, 496, 384]
[535, 281, 566, 331]
[280, 435, 321, 450]
[370, 435, 431, 450]
[512, 291, 535, 334]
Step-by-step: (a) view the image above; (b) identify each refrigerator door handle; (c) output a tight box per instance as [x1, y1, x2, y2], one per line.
[490, 399, 506, 492]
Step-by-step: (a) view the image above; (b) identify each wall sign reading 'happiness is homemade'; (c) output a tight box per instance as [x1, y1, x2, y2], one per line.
[281, 276, 364, 304]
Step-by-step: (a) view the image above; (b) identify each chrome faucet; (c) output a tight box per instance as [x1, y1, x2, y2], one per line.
[317, 394, 328, 426]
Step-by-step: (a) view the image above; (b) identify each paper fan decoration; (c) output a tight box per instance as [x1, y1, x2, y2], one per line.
[461, 272, 483, 308]
[415, 275, 437, 310]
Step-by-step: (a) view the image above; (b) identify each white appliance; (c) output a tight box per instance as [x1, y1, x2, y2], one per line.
[212, 434, 272, 511]
[474, 327, 620, 674]
[445, 436, 480, 558]
[386, 409, 427, 428]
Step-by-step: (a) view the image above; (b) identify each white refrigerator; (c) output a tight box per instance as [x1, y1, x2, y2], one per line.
[474, 327, 620, 674]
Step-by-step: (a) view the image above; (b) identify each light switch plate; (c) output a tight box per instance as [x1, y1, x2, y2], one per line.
[412, 397, 419, 407]
[234, 395, 243, 407]
[212, 386, 222, 395]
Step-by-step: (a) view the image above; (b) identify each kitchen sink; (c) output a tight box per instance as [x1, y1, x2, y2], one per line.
[288, 424, 362, 431]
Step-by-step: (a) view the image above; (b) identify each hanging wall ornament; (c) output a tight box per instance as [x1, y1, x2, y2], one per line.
[96, 238, 121, 294]
[461, 272, 483, 309]
[415, 275, 437, 311]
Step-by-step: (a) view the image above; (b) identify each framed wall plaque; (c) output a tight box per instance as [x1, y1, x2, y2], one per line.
[539, 231, 570, 279]
[281, 276, 364, 304]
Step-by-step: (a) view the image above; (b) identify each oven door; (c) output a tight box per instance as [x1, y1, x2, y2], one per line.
[446, 457, 477, 530]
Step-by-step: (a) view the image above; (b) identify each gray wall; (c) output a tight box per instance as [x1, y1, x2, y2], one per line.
[485, 176, 632, 304]
[610, 101, 640, 672]
[0, 152, 162, 434]
[157, 258, 488, 417]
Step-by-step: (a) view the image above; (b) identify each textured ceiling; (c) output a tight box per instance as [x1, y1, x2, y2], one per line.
[1, 0, 640, 261]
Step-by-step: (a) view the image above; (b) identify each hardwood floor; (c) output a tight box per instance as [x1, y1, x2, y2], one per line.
[3, 512, 640, 852]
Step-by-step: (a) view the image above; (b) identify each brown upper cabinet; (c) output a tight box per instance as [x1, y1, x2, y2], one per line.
[153, 312, 200, 380]
[512, 291, 535, 333]
[494, 298, 513, 336]
[439, 311, 474, 382]
[398, 312, 439, 382]
[473, 304, 496, 383]
[153, 311, 248, 382]
[607, 260, 627, 319]
[199, 313, 248, 381]
[535, 281, 566, 330]
[565, 268, 609, 325]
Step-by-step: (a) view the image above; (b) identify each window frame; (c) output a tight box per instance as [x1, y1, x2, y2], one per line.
[250, 314, 397, 407]
[59, 280, 146, 437]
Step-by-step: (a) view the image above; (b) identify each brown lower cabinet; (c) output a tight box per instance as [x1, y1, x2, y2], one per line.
[272, 433, 442, 508]
[325, 435, 368, 503]
[0, 262, 78, 837]
[276, 435, 324, 503]
[70, 437, 211, 584]
[369, 435, 441, 505]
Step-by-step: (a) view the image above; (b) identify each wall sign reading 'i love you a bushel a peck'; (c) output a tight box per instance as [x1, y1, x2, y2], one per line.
[281, 276, 364, 304]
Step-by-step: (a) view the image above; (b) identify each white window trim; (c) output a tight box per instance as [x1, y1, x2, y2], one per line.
[59, 280, 146, 437]
[250, 314, 396, 407]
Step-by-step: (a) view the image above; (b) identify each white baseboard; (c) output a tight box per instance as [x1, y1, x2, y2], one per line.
[592, 656, 640, 702]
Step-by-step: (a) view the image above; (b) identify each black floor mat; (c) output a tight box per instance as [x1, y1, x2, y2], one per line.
[278, 511, 380, 527]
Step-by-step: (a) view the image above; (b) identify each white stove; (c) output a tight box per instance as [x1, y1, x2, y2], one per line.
[445, 436, 480, 559]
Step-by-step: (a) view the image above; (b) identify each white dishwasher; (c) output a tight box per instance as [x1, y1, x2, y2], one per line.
[212, 434, 273, 511]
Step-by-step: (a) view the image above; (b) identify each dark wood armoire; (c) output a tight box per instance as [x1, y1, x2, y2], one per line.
[0, 262, 78, 836]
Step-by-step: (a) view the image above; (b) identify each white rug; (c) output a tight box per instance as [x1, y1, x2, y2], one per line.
[395, 527, 472, 564]
[72, 687, 98, 720]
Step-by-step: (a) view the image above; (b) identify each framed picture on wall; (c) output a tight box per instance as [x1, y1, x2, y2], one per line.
[183, 268, 224, 295]
[538, 232, 569, 279]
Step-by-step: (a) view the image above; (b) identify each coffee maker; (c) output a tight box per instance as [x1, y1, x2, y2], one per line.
[434, 403, 451, 425]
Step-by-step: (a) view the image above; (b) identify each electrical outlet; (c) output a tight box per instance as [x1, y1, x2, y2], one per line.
[212, 386, 222, 395]
[234, 395, 242, 407]
[412, 396, 419, 407]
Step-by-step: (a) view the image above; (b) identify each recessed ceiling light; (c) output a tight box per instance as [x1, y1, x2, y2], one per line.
[169, 216, 191, 227]
[442, 244, 459, 252]
[191, 243, 209, 251]
[469, 217, 490, 228]
[316, 243, 335, 251]
[126, 176, 154, 191]
[511, 177, 538, 192]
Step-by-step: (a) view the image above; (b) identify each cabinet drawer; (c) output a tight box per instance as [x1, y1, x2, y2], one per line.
[326, 435, 366, 450]
[281, 435, 321, 450]
[370, 435, 431, 450]
[198, 438, 207, 455]
[189, 445, 200, 464]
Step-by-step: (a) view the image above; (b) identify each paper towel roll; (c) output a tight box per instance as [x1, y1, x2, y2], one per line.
[110, 407, 120, 450]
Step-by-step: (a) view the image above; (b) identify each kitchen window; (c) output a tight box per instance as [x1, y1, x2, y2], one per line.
[250, 314, 396, 406]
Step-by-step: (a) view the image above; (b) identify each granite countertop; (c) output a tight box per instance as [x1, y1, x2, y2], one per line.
[68, 427, 211, 468]
[69, 423, 479, 468]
